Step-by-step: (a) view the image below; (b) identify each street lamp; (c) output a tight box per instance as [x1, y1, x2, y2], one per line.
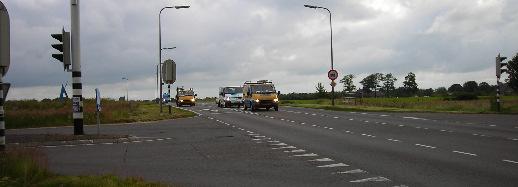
[122, 77, 128, 101]
[304, 4, 336, 106]
[159, 5, 189, 113]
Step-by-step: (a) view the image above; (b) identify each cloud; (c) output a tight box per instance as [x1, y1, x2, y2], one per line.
[3, 0, 518, 100]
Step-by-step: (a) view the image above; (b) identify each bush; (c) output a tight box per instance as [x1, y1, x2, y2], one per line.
[444, 92, 479, 101]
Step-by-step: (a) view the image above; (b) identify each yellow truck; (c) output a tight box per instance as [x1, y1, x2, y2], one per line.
[242, 80, 280, 111]
[176, 87, 197, 107]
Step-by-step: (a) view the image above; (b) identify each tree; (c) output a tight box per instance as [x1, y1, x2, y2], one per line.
[315, 82, 327, 98]
[360, 73, 382, 96]
[506, 53, 518, 91]
[478, 82, 492, 95]
[434, 87, 448, 96]
[380, 73, 397, 97]
[339, 74, 356, 94]
[462, 81, 478, 93]
[403, 72, 418, 96]
[448, 84, 463, 93]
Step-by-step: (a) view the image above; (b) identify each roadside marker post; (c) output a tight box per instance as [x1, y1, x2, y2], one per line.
[328, 69, 338, 106]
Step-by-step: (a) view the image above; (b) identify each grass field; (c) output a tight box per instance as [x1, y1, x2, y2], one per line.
[281, 96, 518, 113]
[4, 99, 196, 129]
[0, 148, 169, 187]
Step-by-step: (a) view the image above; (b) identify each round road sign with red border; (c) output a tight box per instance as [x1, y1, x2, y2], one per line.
[328, 69, 338, 80]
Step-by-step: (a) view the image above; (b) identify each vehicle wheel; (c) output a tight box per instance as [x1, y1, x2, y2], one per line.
[243, 103, 248, 110]
[266, 107, 270, 111]
[274, 106, 279, 111]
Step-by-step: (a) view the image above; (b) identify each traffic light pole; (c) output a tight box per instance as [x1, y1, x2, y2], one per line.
[496, 77, 501, 112]
[71, 0, 83, 135]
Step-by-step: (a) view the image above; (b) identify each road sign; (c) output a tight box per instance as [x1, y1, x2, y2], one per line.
[328, 69, 338, 80]
[330, 80, 336, 87]
[162, 59, 176, 84]
[0, 1, 10, 76]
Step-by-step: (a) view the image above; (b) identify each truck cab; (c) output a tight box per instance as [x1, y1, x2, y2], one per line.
[242, 80, 279, 111]
[217, 86, 243, 108]
[176, 87, 197, 107]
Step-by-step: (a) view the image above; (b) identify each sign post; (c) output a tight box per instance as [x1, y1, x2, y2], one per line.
[162, 59, 176, 114]
[328, 69, 338, 106]
[95, 88, 101, 135]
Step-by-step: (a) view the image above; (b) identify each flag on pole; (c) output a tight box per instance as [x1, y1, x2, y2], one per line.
[95, 88, 101, 112]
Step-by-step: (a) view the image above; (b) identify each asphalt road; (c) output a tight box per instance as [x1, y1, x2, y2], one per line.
[7, 103, 518, 186]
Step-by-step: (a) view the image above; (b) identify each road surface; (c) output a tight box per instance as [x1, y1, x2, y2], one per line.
[8, 103, 518, 186]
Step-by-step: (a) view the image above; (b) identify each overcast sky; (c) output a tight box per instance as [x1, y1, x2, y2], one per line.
[3, 0, 518, 100]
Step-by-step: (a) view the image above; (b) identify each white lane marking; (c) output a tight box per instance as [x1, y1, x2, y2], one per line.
[489, 124, 496, 127]
[510, 138, 518, 141]
[381, 122, 387, 125]
[132, 141, 142, 143]
[364, 121, 369, 123]
[156, 139, 164, 141]
[272, 146, 297, 149]
[415, 144, 436, 149]
[403, 116, 426, 120]
[387, 138, 401, 142]
[300, 122, 306, 125]
[380, 114, 389, 117]
[398, 125, 405, 127]
[270, 117, 275, 119]
[284, 149, 306, 153]
[312, 113, 317, 116]
[312, 125, 317, 127]
[440, 129, 447, 132]
[336, 169, 366, 174]
[63, 145, 76, 147]
[253, 135, 266, 138]
[290, 121, 296, 123]
[281, 119, 285, 121]
[350, 112, 357, 114]
[329, 128, 334, 130]
[350, 176, 390, 183]
[44, 145, 57, 148]
[317, 163, 349, 168]
[271, 143, 288, 146]
[305, 113, 309, 115]
[333, 116, 339, 119]
[293, 153, 319, 157]
[361, 113, 367, 115]
[452, 150, 477, 156]
[502, 159, 518, 164]
[165, 137, 172, 140]
[146, 140, 154, 142]
[348, 118, 354, 121]
[84, 144, 95, 146]
[102, 142, 114, 145]
[309, 158, 334, 162]
[267, 140, 280, 143]
[122, 142, 129, 144]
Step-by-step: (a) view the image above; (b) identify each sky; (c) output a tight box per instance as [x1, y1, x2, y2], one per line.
[2, 0, 518, 100]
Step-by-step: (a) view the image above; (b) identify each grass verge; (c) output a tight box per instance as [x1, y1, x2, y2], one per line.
[0, 148, 169, 187]
[5, 100, 196, 129]
[281, 96, 518, 114]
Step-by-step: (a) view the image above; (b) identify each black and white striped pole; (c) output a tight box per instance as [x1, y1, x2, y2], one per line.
[0, 0, 10, 151]
[71, 0, 83, 135]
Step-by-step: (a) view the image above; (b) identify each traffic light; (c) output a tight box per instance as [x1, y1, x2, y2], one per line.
[496, 53, 507, 78]
[51, 28, 71, 71]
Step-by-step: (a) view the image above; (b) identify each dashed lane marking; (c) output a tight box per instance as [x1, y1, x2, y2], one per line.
[387, 138, 401, 142]
[415, 144, 436, 149]
[350, 177, 391, 183]
[284, 149, 306, 153]
[272, 146, 297, 149]
[309, 158, 334, 162]
[293, 153, 319, 157]
[270, 143, 288, 146]
[452, 150, 477, 156]
[317, 163, 349, 168]
[336, 169, 367, 174]
[503, 159, 518, 164]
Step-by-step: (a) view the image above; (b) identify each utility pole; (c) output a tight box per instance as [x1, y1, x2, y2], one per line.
[71, 0, 83, 135]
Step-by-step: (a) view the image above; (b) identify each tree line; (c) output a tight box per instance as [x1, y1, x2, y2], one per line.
[281, 53, 518, 100]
